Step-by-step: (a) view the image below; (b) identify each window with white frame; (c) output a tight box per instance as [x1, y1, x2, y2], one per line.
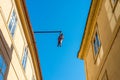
[0, 54, 7, 80]
[8, 10, 17, 37]
[22, 47, 28, 70]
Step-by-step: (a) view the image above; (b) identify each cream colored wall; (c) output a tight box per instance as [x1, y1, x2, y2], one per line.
[13, 6, 36, 80]
[0, 3, 26, 79]
[12, 0, 37, 80]
[0, 0, 13, 22]
[0, 0, 37, 80]
[0, 39, 18, 80]
[0, 10, 12, 49]
[13, 22, 25, 60]
[25, 48, 36, 80]
[10, 50, 26, 80]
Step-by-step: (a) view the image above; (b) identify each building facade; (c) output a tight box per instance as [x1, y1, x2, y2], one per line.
[78, 0, 120, 80]
[0, 0, 42, 80]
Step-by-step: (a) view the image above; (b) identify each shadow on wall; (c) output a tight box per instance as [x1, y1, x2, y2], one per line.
[0, 29, 13, 79]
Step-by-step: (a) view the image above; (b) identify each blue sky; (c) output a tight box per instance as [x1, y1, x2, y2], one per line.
[26, 0, 91, 80]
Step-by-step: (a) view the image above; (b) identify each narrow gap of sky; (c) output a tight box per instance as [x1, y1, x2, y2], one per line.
[26, 0, 91, 80]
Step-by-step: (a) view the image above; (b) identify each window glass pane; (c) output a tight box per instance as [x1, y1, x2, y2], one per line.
[112, 0, 116, 3]
[96, 33, 101, 47]
[8, 20, 12, 31]
[0, 55, 3, 67]
[13, 10, 16, 16]
[11, 12, 17, 36]
[1, 63, 6, 74]
[22, 55, 26, 69]
[11, 23, 16, 36]
[0, 73, 3, 80]
[111, 0, 118, 7]
[8, 10, 17, 37]
[94, 32, 101, 55]
[94, 39, 97, 54]
[95, 40, 98, 53]
[22, 57, 26, 69]
[22, 57, 25, 66]
[0, 55, 7, 79]
[22, 48, 28, 70]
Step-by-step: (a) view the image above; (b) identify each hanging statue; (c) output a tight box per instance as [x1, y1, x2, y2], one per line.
[57, 32, 64, 47]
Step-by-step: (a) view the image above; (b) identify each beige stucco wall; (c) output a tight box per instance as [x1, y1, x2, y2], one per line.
[0, 0, 37, 80]
[13, 23, 25, 60]
[0, 40, 18, 80]
[25, 48, 37, 80]
[0, 0, 13, 22]
[98, 28, 120, 80]
[84, 0, 120, 80]
[97, 0, 112, 55]
[85, 45, 97, 80]
[85, 43, 104, 80]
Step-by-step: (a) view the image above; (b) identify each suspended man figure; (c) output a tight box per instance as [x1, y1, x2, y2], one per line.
[57, 32, 64, 47]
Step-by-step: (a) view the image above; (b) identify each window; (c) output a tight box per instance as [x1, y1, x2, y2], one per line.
[111, 0, 118, 8]
[105, 0, 118, 32]
[102, 70, 108, 80]
[32, 75, 35, 80]
[8, 10, 17, 37]
[92, 25, 104, 65]
[0, 54, 7, 80]
[22, 47, 28, 70]
[93, 32, 101, 55]
[114, 0, 120, 20]
[109, 0, 118, 32]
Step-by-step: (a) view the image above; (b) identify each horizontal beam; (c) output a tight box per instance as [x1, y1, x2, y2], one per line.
[34, 31, 62, 34]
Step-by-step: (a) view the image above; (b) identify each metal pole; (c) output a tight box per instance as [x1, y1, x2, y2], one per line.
[34, 31, 62, 34]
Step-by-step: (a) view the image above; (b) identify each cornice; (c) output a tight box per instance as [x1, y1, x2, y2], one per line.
[14, 0, 42, 80]
[78, 0, 103, 60]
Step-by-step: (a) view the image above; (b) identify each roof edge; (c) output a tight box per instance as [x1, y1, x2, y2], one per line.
[14, 0, 42, 80]
[77, 0, 103, 60]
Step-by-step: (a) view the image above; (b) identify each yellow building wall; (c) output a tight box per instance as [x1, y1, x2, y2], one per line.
[114, 1, 120, 20]
[98, 28, 120, 80]
[85, 45, 98, 80]
[97, 0, 112, 53]
[83, 0, 120, 80]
